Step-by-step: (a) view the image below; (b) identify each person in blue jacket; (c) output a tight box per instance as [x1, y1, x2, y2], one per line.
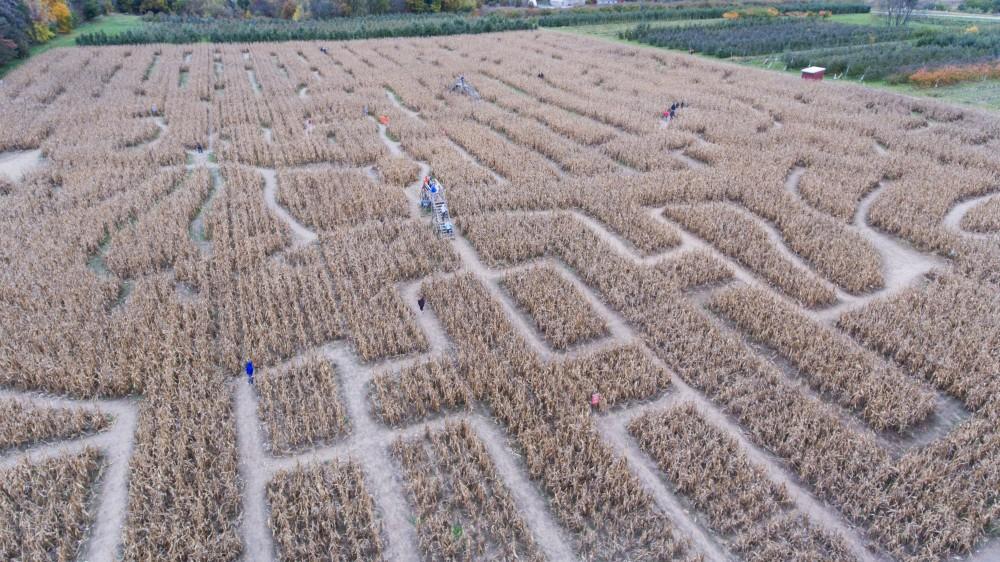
[245, 360, 255, 385]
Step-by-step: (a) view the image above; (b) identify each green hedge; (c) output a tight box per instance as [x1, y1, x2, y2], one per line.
[77, 2, 870, 45]
[77, 13, 535, 44]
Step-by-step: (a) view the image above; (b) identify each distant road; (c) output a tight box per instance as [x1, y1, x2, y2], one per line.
[871, 9, 1000, 21]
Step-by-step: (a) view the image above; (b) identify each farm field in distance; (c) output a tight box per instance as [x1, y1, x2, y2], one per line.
[1, 29, 999, 562]
[581, 12, 1000, 112]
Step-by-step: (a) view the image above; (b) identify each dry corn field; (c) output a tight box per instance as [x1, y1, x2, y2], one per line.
[1, 27, 999, 562]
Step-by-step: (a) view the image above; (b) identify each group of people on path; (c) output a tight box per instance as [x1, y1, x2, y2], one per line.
[663, 100, 686, 121]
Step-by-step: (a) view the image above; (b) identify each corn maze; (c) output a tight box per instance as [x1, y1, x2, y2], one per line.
[0, 28, 999, 562]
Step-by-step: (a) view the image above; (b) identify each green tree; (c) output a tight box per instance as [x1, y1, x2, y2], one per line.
[347, 0, 366, 15]
[441, 0, 472, 11]
[138, 0, 169, 12]
[0, 0, 33, 65]
[405, 0, 439, 12]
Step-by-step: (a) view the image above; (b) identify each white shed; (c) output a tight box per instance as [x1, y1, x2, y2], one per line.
[549, 0, 585, 8]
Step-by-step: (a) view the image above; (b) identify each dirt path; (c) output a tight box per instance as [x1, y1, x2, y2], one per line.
[385, 88, 421, 120]
[232, 380, 278, 562]
[778, 170, 947, 323]
[467, 416, 579, 562]
[969, 537, 1000, 561]
[654, 175, 963, 452]
[371, 111, 590, 560]
[784, 166, 807, 198]
[133, 116, 170, 151]
[811, 181, 947, 323]
[595, 393, 731, 562]
[852, 182, 945, 292]
[572, 209, 683, 262]
[729, 203, 840, 298]
[257, 167, 318, 248]
[325, 345, 422, 562]
[382, 89, 506, 186]
[0, 149, 43, 182]
[376, 122, 403, 157]
[0, 389, 138, 562]
[540, 233, 881, 560]
[399, 278, 451, 353]
[189, 168, 222, 256]
[702, 297, 966, 458]
[942, 192, 1000, 240]
[247, 70, 262, 94]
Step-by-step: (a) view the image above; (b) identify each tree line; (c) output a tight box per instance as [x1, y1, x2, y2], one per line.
[1, 0, 101, 67]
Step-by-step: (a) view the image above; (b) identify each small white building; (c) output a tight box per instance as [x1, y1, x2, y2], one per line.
[549, 0, 585, 8]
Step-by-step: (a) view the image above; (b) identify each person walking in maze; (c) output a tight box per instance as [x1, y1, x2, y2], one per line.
[590, 391, 602, 411]
[245, 360, 255, 385]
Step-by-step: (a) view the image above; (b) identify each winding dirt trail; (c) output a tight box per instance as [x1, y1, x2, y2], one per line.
[189, 168, 222, 256]
[777, 168, 946, 324]
[148, 116, 167, 148]
[385, 89, 420, 120]
[536, 243, 880, 561]
[257, 167, 318, 248]
[383, 88, 505, 185]
[0, 389, 138, 562]
[852, 183, 945, 292]
[784, 165, 807, 197]
[942, 192, 1000, 240]
[811, 181, 947, 324]
[226, 117, 578, 562]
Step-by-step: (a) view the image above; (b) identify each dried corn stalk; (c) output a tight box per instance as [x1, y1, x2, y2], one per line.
[631, 403, 853, 561]
[0, 399, 110, 453]
[502, 264, 608, 351]
[256, 357, 349, 454]
[267, 460, 384, 560]
[371, 356, 472, 427]
[0, 448, 103, 562]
